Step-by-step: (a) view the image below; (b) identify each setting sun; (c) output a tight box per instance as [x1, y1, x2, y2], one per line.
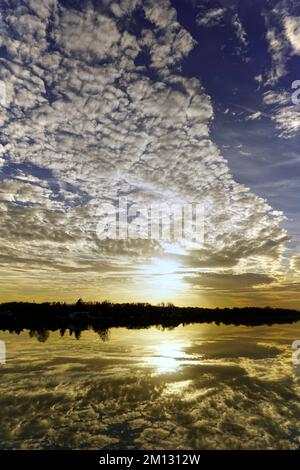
[138, 258, 186, 304]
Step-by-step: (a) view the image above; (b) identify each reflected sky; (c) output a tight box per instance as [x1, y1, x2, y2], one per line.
[0, 322, 300, 449]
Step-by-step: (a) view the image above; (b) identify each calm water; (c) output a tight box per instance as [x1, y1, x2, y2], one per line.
[0, 322, 300, 450]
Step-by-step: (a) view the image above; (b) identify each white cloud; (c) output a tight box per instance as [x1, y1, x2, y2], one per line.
[0, 0, 291, 302]
[246, 111, 262, 121]
[196, 8, 225, 28]
[53, 9, 122, 62]
[232, 13, 248, 48]
[263, 90, 300, 139]
[265, 28, 288, 84]
[284, 16, 300, 54]
[264, 4, 300, 85]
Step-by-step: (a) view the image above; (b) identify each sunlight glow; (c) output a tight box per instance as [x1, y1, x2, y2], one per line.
[138, 258, 186, 304]
[146, 340, 192, 373]
[140, 258, 181, 276]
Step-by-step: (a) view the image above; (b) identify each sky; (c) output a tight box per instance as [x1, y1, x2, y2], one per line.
[0, 0, 300, 307]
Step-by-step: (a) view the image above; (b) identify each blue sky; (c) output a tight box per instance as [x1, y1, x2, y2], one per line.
[173, 0, 300, 247]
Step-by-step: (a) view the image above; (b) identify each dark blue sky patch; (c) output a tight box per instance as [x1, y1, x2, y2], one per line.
[0, 161, 91, 208]
[171, 0, 300, 247]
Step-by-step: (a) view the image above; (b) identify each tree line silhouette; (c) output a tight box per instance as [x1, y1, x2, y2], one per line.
[0, 300, 300, 341]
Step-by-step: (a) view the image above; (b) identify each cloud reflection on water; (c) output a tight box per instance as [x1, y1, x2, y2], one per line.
[0, 322, 299, 449]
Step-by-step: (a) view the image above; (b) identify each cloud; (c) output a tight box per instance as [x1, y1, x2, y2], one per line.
[263, 90, 300, 139]
[265, 28, 288, 84]
[196, 8, 248, 57]
[186, 272, 276, 291]
[284, 16, 300, 54]
[196, 8, 225, 28]
[232, 13, 248, 48]
[290, 254, 300, 273]
[0, 0, 291, 303]
[254, 74, 263, 85]
[263, 3, 300, 85]
[246, 111, 262, 121]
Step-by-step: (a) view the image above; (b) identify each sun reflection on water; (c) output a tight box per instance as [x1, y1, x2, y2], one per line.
[146, 340, 194, 373]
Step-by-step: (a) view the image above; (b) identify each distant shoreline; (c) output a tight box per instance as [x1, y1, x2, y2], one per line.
[1, 301, 300, 332]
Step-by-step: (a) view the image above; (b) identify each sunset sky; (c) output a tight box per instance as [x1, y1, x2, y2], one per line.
[0, 0, 300, 308]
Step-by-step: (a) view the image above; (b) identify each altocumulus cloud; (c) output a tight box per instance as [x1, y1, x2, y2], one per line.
[0, 0, 294, 303]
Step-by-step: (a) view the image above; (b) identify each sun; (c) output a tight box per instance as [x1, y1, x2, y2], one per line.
[141, 258, 181, 276]
[137, 257, 186, 303]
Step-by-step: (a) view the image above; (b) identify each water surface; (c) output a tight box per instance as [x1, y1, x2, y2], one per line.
[0, 322, 300, 449]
